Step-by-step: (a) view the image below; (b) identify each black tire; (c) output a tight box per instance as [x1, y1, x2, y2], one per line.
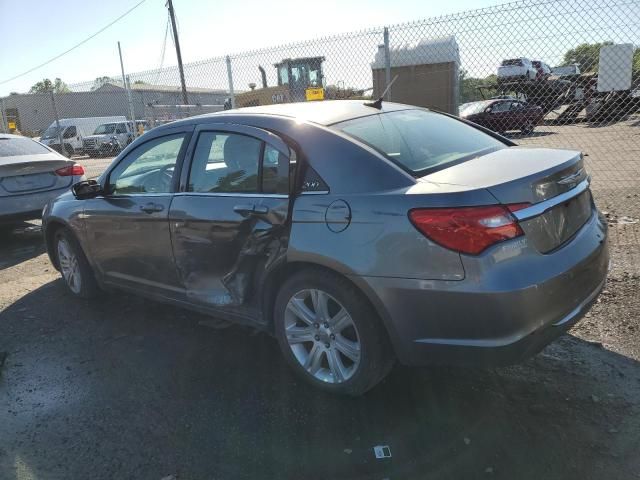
[64, 145, 74, 158]
[521, 120, 535, 135]
[53, 228, 99, 299]
[274, 268, 394, 396]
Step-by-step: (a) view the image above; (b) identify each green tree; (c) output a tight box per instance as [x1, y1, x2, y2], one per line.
[29, 77, 69, 94]
[459, 70, 497, 104]
[562, 42, 613, 73]
[91, 76, 117, 90]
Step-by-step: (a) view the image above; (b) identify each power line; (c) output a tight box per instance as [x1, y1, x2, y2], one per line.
[153, 13, 170, 84]
[0, 0, 147, 86]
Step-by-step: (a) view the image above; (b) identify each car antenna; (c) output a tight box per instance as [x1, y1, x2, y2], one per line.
[364, 75, 399, 109]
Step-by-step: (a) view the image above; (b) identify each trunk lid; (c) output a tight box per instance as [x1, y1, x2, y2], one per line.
[0, 155, 74, 197]
[419, 147, 592, 253]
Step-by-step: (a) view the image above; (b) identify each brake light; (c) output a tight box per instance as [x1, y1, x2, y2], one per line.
[408, 205, 526, 255]
[55, 164, 85, 176]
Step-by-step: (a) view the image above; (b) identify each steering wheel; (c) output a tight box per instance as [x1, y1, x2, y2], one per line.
[141, 164, 174, 193]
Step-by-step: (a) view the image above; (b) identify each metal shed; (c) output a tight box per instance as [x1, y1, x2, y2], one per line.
[372, 36, 460, 114]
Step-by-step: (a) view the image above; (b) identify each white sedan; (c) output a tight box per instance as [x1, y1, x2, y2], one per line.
[0, 134, 85, 225]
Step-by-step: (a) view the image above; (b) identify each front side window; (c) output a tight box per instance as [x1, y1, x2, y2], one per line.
[490, 102, 510, 113]
[188, 131, 290, 194]
[63, 126, 77, 138]
[109, 133, 185, 195]
[116, 123, 127, 134]
[334, 109, 505, 175]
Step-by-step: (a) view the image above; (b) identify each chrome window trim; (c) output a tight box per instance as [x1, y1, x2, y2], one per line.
[513, 178, 591, 221]
[173, 192, 288, 199]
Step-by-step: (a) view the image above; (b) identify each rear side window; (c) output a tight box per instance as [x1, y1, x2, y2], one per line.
[334, 110, 505, 175]
[0, 136, 50, 157]
[188, 132, 290, 194]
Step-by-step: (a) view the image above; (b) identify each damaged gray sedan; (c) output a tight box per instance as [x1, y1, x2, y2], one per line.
[43, 100, 609, 395]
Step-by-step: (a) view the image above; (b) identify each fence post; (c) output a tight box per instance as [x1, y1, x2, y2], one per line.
[383, 27, 392, 101]
[226, 56, 236, 109]
[49, 91, 65, 156]
[0, 97, 7, 133]
[118, 41, 137, 139]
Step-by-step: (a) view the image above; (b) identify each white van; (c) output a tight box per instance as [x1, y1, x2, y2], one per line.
[39, 116, 126, 157]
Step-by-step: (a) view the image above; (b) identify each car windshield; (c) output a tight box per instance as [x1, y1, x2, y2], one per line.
[460, 101, 493, 116]
[41, 125, 62, 139]
[94, 123, 117, 134]
[0, 136, 51, 157]
[334, 109, 505, 174]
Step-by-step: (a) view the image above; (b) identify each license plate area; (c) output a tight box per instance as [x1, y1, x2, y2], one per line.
[520, 190, 593, 253]
[1, 172, 57, 193]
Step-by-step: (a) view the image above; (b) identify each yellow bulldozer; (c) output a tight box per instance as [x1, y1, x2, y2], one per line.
[226, 56, 366, 109]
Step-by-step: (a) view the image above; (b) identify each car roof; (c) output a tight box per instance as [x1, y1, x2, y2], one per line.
[186, 100, 416, 127]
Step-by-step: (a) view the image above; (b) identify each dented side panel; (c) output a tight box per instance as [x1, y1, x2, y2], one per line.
[169, 194, 290, 321]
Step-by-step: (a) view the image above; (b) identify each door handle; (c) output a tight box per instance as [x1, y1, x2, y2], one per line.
[233, 204, 270, 217]
[140, 202, 164, 214]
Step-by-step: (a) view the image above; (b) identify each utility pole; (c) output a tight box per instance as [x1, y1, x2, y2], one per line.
[167, 0, 188, 105]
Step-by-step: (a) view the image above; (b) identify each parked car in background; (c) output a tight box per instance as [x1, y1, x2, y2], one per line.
[532, 60, 552, 80]
[460, 98, 544, 134]
[552, 64, 581, 77]
[0, 134, 85, 225]
[497, 58, 537, 82]
[39, 116, 126, 157]
[42, 100, 608, 395]
[82, 120, 147, 157]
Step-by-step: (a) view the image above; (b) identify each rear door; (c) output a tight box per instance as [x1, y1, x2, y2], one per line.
[83, 126, 192, 297]
[170, 124, 292, 313]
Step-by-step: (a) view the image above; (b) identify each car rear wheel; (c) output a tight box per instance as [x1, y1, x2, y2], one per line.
[54, 229, 99, 299]
[274, 269, 394, 396]
[521, 120, 536, 135]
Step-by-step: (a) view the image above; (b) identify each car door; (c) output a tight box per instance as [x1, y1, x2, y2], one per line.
[487, 101, 511, 132]
[83, 126, 192, 298]
[170, 124, 292, 316]
[115, 122, 129, 147]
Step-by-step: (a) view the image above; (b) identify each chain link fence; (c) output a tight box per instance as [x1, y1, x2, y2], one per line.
[1, 0, 639, 267]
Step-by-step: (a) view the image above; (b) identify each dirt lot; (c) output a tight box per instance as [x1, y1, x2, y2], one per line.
[0, 121, 639, 479]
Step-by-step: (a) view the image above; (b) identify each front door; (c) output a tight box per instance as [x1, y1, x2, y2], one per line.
[486, 100, 511, 132]
[83, 129, 191, 298]
[170, 125, 291, 314]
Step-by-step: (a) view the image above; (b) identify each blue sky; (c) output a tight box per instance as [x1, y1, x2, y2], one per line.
[0, 0, 503, 95]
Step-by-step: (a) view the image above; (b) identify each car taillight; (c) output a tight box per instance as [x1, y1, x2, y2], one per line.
[55, 164, 85, 176]
[408, 204, 530, 255]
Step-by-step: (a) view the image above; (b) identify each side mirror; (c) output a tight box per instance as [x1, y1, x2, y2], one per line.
[485, 107, 493, 113]
[72, 179, 103, 200]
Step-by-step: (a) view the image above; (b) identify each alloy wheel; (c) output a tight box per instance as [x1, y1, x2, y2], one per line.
[57, 238, 82, 294]
[284, 289, 361, 384]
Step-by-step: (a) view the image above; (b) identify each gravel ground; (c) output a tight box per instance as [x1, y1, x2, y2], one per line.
[0, 122, 639, 479]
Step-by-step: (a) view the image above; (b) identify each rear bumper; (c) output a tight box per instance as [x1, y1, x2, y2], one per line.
[352, 210, 609, 367]
[0, 185, 77, 223]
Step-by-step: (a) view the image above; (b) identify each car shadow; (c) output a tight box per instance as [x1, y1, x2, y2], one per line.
[507, 130, 556, 139]
[1, 281, 639, 480]
[0, 221, 46, 271]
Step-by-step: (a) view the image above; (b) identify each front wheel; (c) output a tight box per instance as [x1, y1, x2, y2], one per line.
[54, 229, 99, 298]
[274, 269, 394, 396]
[521, 119, 536, 135]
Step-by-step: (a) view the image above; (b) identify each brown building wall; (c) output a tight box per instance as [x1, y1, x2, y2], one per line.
[372, 61, 457, 114]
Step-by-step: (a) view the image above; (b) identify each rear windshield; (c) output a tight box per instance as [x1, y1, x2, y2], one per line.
[333, 109, 505, 175]
[502, 59, 524, 66]
[0, 137, 51, 157]
[460, 101, 493, 116]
